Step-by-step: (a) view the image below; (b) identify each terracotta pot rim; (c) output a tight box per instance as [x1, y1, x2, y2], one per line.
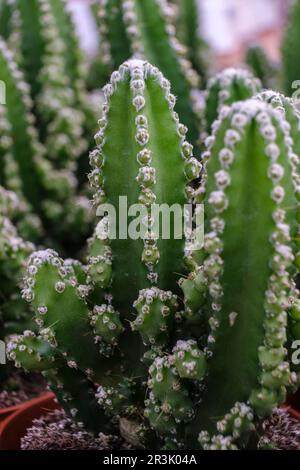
[0, 392, 58, 450]
[0, 391, 51, 417]
[286, 405, 300, 421]
[0, 403, 23, 417]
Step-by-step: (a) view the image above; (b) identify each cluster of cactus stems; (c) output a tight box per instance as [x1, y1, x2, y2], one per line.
[0, 37, 93, 248]
[5, 0, 101, 171]
[96, 0, 200, 146]
[6, 53, 300, 450]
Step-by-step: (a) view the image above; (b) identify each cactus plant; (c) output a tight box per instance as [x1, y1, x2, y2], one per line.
[282, 0, 300, 96]
[201, 68, 261, 141]
[8, 60, 300, 449]
[187, 96, 300, 448]
[173, 0, 210, 86]
[96, 0, 200, 146]
[257, 90, 300, 387]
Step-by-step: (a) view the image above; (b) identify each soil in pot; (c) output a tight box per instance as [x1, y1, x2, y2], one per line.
[20, 408, 300, 451]
[286, 388, 300, 417]
[21, 409, 132, 451]
[0, 369, 47, 410]
[260, 408, 300, 450]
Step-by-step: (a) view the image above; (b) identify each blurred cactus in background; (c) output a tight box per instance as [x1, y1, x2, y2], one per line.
[0, 1, 98, 253]
[246, 44, 276, 89]
[0, 37, 92, 252]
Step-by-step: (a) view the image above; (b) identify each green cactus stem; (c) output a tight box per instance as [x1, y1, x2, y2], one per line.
[89, 58, 201, 314]
[257, 90, 300, 387]
[186, 98, 299, 447]
[201, 68, 261, 140]
[97, 0, 200, 145]
[7, 331, 112, 433]
[0, 38, 84, 227]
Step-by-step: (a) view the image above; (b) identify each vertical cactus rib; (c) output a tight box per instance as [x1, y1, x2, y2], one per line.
[45, 365, 112, 434]
[187, 99, 299, 447]
[90, 59, 201, 316]
[99, 0, 131, 72]
[202, 68, 261, 139]
[98, 0, 199, 145]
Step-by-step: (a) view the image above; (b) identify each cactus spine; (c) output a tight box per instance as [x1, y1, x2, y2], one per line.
[97, 0, 199, 146]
